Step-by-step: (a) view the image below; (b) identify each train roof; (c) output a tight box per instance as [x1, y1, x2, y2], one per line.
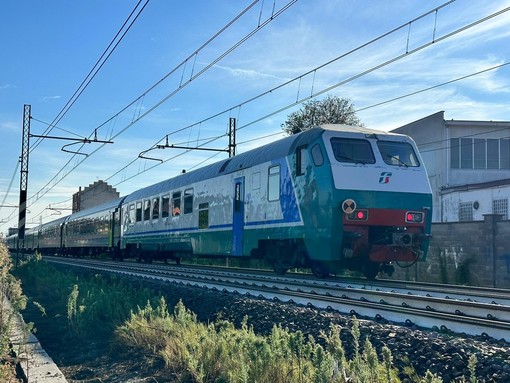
[67, 197, 126, 221]
[124, 126, 327, 203]
[39, 216, 69, 229]
[123, 124, 405, 203]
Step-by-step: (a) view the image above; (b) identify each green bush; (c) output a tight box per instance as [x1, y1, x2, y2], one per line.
[118, 298, 405, 383]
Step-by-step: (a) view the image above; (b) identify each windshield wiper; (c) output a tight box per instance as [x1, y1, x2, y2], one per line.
[386, 154, 408, 167]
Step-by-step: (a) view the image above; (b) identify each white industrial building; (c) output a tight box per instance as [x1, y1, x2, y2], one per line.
[392, 111, 510, 222]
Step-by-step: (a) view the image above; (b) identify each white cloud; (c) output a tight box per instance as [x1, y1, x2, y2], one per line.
[40, 95, 62, 102]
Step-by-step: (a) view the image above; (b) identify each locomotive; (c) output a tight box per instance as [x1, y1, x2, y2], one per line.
[6, 124, 432, 279]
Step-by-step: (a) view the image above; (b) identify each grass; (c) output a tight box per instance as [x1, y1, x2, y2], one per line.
[11, 253, 483, 383]
[0, 242, 28, 382]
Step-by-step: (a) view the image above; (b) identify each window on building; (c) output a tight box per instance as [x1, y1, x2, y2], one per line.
[450, 138, 460, 169]
[492, 198, 508, 219]
[487, 139, 499, 169]
[451, 137, 510, 170]
[268, 165, 280, 201]
[473, 139, 486, 169]
[501, 138, 510, 170]
[184, 189, 193, 214]
[458, 202, 473, 221]
[460, 138, 473, 169]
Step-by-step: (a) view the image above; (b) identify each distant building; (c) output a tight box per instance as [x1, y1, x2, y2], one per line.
[392, 111, 510, 222]
[72, 180, 120, 213]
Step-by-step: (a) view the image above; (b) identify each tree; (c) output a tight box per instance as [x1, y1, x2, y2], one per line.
[281, 95, 363, 135]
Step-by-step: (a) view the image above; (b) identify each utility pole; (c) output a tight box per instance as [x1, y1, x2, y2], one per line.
[16, 104, 113, 238]
[228, 117, 236, 158]
[18, 104, 31, 240]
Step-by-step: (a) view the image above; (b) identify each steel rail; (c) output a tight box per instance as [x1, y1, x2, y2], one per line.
[43, 256, 510, 341]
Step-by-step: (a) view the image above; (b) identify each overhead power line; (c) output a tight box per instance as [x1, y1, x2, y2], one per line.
[30, 0, 150, 154]
[24, 0, 296, 214]
[3, 2, 509, 229]
[101, 2, 510, 186]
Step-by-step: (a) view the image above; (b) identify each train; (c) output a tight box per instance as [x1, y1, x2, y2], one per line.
[5, 124, 433, 279]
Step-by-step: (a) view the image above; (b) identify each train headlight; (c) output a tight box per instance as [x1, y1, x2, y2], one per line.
[405, 211, 423, 223]
[347, 209, 368, 221]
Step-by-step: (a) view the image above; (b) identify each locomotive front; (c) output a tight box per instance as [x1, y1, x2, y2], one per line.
[299, 125, 432, 279]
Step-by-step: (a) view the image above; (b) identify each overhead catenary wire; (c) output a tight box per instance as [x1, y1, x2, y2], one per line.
[2, 2, 509, 228]
[23, 0, 296, 212]
[0, 0, 150, 225]
[102, 3, 510, 187]
[30, 0, 150, 154]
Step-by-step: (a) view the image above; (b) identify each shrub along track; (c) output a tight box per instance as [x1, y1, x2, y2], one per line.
[16, 262, 510, 383]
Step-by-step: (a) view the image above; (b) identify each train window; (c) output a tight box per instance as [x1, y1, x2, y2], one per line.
[152, 197, 160, 220]
[136, 202, 142, 222]
[184, 189, 193, 214]
[296, 146, 307, 176]
[199, 203, 209, 229]
[129, 204, 136, 225]
[377, 141, 420, 167]
[268, 165, 280, 201]
[330, 137, 375, 164]
[143, 200, 151, 221]
[172, 192, 181, 216]
[311, 144, 324, 166]
[162, 195, 170, 218]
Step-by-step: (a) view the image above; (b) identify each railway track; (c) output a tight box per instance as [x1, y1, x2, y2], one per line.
[44, 256, 510, 342]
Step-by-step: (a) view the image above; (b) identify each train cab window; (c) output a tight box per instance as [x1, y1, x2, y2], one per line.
[135, 202, 143, 222]
[143, 200, 151, 221]
[184, 189, 193, 214]
[377, 141, 420, 167]
[268, 165, 280, 202]
[162, 195, 170, 218]
[330, 137, 375, 164]
[152, 197, 160, 220]
[311, 144, 324, 166]
[172, 192, 181, 216]
[296, 146, 307, 176]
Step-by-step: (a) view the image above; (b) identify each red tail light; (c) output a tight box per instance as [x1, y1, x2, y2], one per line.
[347, 209, 368, 221]
[405, 211, 424, 223]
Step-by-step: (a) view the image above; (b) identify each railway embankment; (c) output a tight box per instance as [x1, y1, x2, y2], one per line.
[1, 242, 67, 382]
[4, 297, 67, 382]
[11, 256, 510, 382]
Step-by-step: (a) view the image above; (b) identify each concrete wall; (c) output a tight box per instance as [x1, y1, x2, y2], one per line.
[389, 215, 510, 288]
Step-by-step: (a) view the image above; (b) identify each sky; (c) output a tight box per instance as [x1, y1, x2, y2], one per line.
[1, 0, 510, 232]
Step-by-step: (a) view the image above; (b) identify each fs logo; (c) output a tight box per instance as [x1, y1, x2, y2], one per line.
[379, 172, 392, 184]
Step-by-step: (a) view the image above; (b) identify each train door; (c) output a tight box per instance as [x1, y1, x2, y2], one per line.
[109, 210, 116, 248]
[232, 177, 245, 256]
